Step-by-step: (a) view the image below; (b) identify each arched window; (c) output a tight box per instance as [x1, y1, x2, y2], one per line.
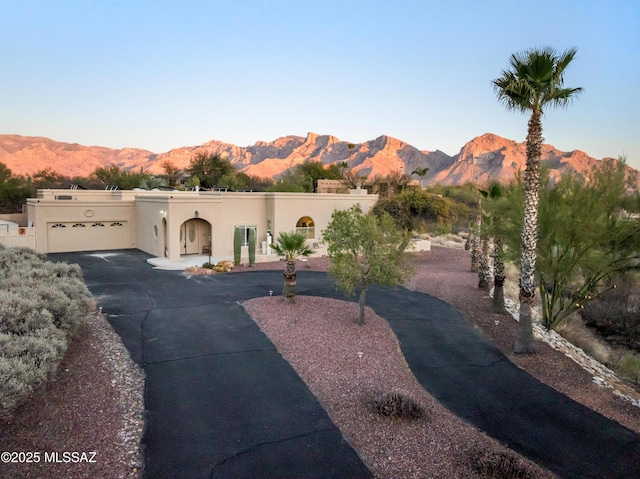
[296, 216, 315, 239]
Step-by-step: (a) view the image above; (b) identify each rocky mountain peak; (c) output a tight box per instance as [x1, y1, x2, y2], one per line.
[0, 132, 634, 188]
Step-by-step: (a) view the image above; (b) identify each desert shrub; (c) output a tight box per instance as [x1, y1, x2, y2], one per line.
[373, 390, 426, 419]
[0, 248, 92, 417]
[618, 352, 640, 384]
[373, 189, 457, 233]
[581, 274, 640, 351]
[202, 262, 214, 269]
[0, 247, 46, 282]
[473, 450, 536, 479]
[0, 291, 57, 335]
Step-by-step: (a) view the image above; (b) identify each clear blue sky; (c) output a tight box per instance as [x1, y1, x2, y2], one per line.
[1, 0, 639, 168]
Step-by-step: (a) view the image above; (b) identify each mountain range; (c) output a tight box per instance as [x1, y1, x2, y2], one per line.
[0, 132, 631, 187]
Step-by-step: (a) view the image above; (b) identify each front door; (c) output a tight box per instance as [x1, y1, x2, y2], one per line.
[180, 219, 211, 255]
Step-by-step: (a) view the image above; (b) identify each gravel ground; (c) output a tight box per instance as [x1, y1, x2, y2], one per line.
[2, 246, 638, 479]
[243, 296, 553, 478]
[0, 312, 144, 479]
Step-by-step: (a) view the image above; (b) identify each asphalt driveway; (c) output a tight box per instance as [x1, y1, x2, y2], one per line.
[51, 249, 640, 479]
[51, 250, 371, 479]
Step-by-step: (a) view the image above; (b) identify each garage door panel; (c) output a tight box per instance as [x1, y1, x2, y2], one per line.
[47, 221, 131, 253]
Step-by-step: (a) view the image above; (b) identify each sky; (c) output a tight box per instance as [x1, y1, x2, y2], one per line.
[1, 0, 639, 169]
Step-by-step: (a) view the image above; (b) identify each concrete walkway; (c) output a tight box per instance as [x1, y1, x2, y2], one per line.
[51, 250, 640, 479]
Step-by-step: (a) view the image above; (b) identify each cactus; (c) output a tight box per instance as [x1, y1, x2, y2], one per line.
[248, 228, 256, 267]
[233, 227, 242, 266]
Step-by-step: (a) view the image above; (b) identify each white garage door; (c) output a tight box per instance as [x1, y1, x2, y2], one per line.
[47, 221, 131, 253]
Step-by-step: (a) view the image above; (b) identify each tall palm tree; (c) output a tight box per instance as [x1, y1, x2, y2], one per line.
[493, 47, 582, 353]
[270, 231, 315, 304]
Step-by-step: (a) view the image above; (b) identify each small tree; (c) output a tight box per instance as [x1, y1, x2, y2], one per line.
[161, 160, 181, 187]
[91, 164, 150, 190]
[498, 163, 640, 329]
[187, 153, 235, 189]
[323, 204, 414, 325]
[535, 162, 640, 329]
[0, 162, 31, 213]
[270, 231, 315, 303]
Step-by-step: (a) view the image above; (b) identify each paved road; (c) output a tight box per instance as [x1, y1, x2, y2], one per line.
[51, 250, 640, 479]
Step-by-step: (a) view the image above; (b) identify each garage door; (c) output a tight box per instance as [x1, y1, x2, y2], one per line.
[47, 221, 132, 253]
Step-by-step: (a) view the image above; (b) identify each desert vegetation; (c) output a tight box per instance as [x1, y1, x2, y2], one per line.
[269, 231, 315, 303]
[322, 204, 414, 324]
[0, 246, 93, 417]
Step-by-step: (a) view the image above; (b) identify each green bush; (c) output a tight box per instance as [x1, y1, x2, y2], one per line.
[373, 189, 457, 233]
[0, 246, 92, 417]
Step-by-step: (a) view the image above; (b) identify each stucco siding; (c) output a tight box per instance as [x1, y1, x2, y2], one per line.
[26, 189, 378, 259]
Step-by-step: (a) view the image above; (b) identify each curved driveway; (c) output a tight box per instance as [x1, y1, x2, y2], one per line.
[52, 250, 640, 479]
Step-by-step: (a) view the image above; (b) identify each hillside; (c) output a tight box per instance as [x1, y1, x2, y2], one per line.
[0, 132, 628, 186]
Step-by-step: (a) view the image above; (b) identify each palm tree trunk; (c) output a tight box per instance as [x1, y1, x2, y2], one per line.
[283, 260, 297, 304]
[358, 286, 367, 325]
[492, 236, 507, 313]
[514, 110, 542, 354]
[470, 213, 481, 273]
[478, 236, 491, 290]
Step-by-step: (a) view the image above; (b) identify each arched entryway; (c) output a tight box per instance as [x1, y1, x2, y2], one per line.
[180, 218, 212, 255]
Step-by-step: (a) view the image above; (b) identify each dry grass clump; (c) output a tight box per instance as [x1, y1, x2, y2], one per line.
[581, 274, 640, 350]
[431, 233, 467, 249]
[555, 314, 613, 366]
[472, 449, 538, 479]
[0, 246, 93, 418]
[373, 389, 427, 419]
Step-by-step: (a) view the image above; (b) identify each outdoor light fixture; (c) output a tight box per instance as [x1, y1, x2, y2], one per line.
[195, 210, 199, 218]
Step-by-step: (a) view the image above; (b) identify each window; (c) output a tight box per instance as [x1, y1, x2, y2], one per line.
[235, 226, 257, 246]
[51, 223, 66, 228]
[72, 223, 86, 228]
[110, 222, 124, 227]
[295, 216, 315, 239]
[91, 223, 105, 227]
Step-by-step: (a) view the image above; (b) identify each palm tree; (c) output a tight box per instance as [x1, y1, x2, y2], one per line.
[347, 143, 355, 161]
[270, 231, 315, 304]
[493, 47, 582, 353]
[410, 167, 429, 188]
[480, 182, 507, 313]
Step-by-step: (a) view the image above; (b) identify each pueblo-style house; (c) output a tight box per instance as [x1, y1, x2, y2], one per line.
[22, 184, 378, 262]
